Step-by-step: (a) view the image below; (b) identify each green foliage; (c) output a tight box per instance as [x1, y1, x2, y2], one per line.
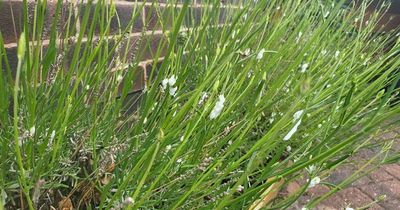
[0, 0, 399, 209]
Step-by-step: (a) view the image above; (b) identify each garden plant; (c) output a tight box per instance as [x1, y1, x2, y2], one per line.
[0, 0, 399, 209]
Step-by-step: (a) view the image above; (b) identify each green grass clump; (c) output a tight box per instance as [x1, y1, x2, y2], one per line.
[0, 0, 399, 209]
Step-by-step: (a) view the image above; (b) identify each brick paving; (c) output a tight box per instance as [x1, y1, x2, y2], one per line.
[288, 126, 400, 210]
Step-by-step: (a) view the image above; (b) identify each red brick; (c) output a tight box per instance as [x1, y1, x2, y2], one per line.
[364, 3, 400, 32]
[121, 91, 142, 115]
[143, 3, 175, 31]
[358, 182, 400, 208]
[3, 31, 164, 68]
[307, 185, 330, 197]
[318, 194, 345, 210]
[354, 149, 377, 161]
[378, 198, 400, 209]
[143, 3, 232, 31]
[351, 175, 372, 187]
[369, 169, 395, 182]
[314, 205, 339, 210]
[316, 202, 384, 210]
[0, 1, 71, 44]
[1, 1, 205, 45]
[117, 65, 146, 93]
[364, 204, 385, 210]
[382, 164, 400, 180]
[390, 142, 400, 154]
[0, 1, 23, 44]
[358, 183, 386, 199]
[378, 131, 398, 140]
[338, 187, 374, 208]
[381, 180, 400, 199]
[326, 165, 356, 185]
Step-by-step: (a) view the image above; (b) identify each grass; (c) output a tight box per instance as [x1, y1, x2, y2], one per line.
[0, 0, 399, 209]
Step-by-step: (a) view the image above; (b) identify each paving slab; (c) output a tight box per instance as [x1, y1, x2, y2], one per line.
[290, 125, 400, 210]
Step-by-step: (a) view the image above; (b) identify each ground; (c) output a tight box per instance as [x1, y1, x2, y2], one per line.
[288, 127, 400, 210]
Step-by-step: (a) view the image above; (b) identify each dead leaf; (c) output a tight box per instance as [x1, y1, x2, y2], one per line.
[106, 161, 115, 173]
[100, 174, 112, 185]
[58, 197, 73, 210]
[249, 178, 285, 210]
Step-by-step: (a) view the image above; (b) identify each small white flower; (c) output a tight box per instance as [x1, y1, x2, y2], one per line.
[256, 49, 266, 60]
[296, 32, 303, 43]
[243, 13, 248, 20]
[161, 78, 169, 90]
[286, 146, 292, 152]
[301, 207, 308, 210]
[165, 145, 172, 152]
[50, 130, 56, 140]
[85, 85, 90, 90]
[177, 158, 183, 163]
[244, 48, 251, 56]
[180, 136, 185, 142]
[307, 165, 317, 173]
[323, 11, 330, 18]
[210, 95, 225, 119]
[198, 92, 208, 105]
[309, 177, 321, 188]
[269, 118, 275, 124]
[123, 197, 134, 205]
[151, 102, 158, 111]
[247, 69, 254, 78]
[48, 130, 56, 147]
[169, 86, 177, 96]
[293, 110, 304, 121]
[29, 126, 36, 137]
[168, 75, 176, 86]
[116, 74, 123, 82]
[335, 51, 340, 58]
[283, 110, 304, 141]
[231, 30, 236, 39]
[237, 185, 244, 192]
[300, 63, 309, 73]
[143, 117, 148, 124]
[345, 207, 354, 210]
[283, 119, 302, 141]
[318, 124, 322, 128]
[161, 75, 178, 96]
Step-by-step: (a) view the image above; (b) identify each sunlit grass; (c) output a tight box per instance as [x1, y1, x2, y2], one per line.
[0, 0, 399, 209]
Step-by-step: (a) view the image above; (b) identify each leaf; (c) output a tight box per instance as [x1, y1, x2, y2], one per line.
[58, 197, 73, 210]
